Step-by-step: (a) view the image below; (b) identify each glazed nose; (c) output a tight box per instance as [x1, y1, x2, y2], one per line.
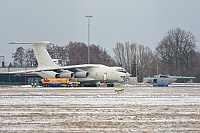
[125, 73, 131, 79]
[147, 79, 151, 83]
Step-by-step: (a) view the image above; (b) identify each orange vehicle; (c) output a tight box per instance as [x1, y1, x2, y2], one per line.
[41, 78, 81, 87]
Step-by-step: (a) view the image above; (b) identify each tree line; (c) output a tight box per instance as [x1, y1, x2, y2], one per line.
[10, 28, 200, 82]
[10, 41, 116, 67]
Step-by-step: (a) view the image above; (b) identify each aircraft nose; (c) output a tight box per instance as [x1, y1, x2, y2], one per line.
[147, 79, 151, 83]
[120, 73, 130, 81]
[125, 73, 131, 79]
[123, 73, 131, 81]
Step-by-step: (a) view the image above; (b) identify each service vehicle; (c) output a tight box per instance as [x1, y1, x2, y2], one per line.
[41, 78, 81, 87]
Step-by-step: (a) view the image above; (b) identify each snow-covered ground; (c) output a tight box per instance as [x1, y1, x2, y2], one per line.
[0, 86, 199, 132]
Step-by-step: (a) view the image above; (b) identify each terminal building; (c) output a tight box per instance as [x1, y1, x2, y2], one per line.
[0, 67, 41, 86]
[0, 56, 5, 67]
[0, 58, 62, 85]
[0, 56, 41, 85]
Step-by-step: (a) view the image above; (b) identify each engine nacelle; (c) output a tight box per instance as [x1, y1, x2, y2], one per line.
[74, 71, 89, 78]
[55, 72, 74, 78]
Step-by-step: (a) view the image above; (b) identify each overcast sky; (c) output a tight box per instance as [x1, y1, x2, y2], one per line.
[0, 0, 200, 64]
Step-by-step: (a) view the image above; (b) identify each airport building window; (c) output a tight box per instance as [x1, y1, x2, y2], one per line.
[0, 73, 42, 85]
[27, 77, 41, 86]
[0, 74, 25, 85]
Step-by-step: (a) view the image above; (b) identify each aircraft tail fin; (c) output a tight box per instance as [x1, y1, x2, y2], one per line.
[9, 41, 59, 69]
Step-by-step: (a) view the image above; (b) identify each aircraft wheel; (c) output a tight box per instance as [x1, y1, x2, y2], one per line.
[107, 83, 114, 87]
[83, 83, 97, 87]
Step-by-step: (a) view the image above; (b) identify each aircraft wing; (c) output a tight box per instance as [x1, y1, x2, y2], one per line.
[38, 64, 100, 72]
[59, 64, 101, 70]
[38, 64, 98, 73]
[170, 76, 196, 79]
[0, 69, 41, 74]
[0, 64, 101, 74]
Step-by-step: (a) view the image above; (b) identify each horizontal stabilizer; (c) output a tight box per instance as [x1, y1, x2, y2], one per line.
[171, 76, 196, 79]
[9, 41, 53, 45]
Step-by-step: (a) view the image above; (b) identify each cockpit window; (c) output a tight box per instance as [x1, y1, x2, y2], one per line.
[116, 68, 127, 73]
[160, 75, 168, 78]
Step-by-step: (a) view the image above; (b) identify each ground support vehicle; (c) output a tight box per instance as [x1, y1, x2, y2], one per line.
[41, 78, 81, 87]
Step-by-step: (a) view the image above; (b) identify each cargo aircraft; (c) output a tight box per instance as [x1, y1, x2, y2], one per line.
[146, 74, 195, 86]
[6, 41, 130, 87]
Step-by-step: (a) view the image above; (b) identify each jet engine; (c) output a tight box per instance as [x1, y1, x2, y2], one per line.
[55, 72, 74, 78]
[74, 71, 89, 78]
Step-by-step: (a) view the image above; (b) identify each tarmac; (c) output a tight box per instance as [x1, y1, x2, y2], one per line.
[0, 85, 199, 132]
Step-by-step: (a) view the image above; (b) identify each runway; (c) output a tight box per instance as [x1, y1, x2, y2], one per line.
[0, 86, 199, 132]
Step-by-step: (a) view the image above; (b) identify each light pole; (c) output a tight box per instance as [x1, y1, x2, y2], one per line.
[85, 15, 93, 64]
[135, 52, 137, 83]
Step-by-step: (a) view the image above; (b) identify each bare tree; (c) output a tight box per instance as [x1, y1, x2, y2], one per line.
[66, 42, 115, 66]
[90, 44, 115, 66]
[113, 42, 154, 81]
[156, 28, 197, 75]
[137, 45, 154, 80]
[66, 42, 88, 65]
[113, 42, 126, 68]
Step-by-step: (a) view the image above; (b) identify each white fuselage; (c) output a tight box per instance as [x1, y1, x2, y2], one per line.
[37, 65, 129, 83]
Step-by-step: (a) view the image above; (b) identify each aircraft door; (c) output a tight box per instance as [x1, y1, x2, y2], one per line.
[103, 73, 108, 85]
[95, 72, 98, 77]
[103, 73, 107, 81]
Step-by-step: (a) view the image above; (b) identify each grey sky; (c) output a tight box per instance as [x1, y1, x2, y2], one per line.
[0, 0, 200, 65]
